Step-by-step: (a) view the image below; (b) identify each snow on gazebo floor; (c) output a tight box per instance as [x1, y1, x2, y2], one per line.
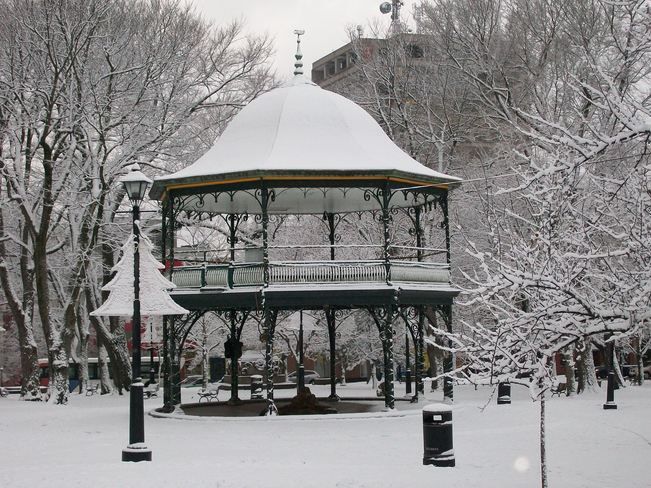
[1, 382, 649, 488]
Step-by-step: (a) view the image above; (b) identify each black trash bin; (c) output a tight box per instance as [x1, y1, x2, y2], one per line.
[250, 375, 263, 400]
[497, 382, 511, 405]
[422, 403, 455, 467]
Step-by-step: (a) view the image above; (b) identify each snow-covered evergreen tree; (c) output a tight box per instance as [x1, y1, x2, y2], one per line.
[91, 233, 188, 317]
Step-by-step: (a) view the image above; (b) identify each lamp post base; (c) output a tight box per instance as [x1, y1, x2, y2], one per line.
[603, 402, 618, 410]
[122, 446, 152, 462]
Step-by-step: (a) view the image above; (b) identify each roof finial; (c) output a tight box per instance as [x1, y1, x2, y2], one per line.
[293, 29, 305, 76]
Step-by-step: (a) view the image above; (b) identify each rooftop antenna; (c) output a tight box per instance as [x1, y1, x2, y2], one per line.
[293, 29, 305, 76]
[379, 0, 403, 31]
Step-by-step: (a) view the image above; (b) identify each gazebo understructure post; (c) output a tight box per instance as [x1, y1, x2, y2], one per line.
[404, 204, 426, 399]
[368, 298, 397, 410]
[400, 306, 424, 403]
[223, 309, 248, 404]
[219, 212, 248, 404]
[323, 211, 344, 401]
[156, 182, 458, 415]
[324, 307, 339, 401]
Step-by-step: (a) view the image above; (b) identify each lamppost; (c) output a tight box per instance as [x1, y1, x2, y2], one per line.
[148, 319, 156, 385]
[603, 336, 617, 410]
[121, 164, 153, 462]
[298, 311, 305, 393]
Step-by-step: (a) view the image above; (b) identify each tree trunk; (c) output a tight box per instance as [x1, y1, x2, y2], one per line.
[201, 319, 209, 390]
[560, 345, 576, 396]
[97, 337, 112, 394]
[426, 343, 440, 390]
[612, 350, 626, 388]
[77, 310, 89, 394]
[635, 337, 644, 386]
[86, 292, 131, 394]
[576, 337, 598, 394]
[0, 191, 41, 400]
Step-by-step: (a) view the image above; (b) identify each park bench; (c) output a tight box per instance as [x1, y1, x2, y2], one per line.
[198, 385, 222, 402]
[85, 384, 99, 396]
[550, 382, 566, 397]
[144, 383, 159, 399]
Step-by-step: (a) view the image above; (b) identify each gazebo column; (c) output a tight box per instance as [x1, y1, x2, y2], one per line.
[162, 316, 172, 410]
[413, 205, 426, 396]
[400, 306, 423, 403]
[229, 310, 240, 403]
[325, 308, 339, 400]
[383, 301, 396, 409]
[263, 308, 278, 415]
[417, 307, 425, 395]
[440, 192, 454, 402]
[369, 298, 397, 410]
[324, 212, 341, 401]
[161, 195, 181, 409]
[381, 183, 393, 284]
[260, 186, 270, 286]
[222, 213, 247, 403]
[169, 320, 182, 406]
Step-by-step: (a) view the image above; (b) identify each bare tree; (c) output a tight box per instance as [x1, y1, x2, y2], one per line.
[0, 0, 274, 402]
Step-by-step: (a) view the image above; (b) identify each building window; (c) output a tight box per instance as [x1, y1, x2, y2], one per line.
[406, 44, 424, 58]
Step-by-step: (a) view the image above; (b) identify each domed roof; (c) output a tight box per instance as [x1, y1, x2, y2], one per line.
[150, 75, 460, 213]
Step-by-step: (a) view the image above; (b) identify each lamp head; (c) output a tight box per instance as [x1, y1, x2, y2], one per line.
[121, 163, 152, 205]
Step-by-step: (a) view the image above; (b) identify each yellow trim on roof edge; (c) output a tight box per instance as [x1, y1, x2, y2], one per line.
[161, 175, 451, 199]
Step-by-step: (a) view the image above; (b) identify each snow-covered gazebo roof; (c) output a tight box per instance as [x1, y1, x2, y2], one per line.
[150, 75, 460, 214]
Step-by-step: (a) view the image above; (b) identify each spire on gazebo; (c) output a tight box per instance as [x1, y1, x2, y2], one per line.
[293, 29, 305, 76]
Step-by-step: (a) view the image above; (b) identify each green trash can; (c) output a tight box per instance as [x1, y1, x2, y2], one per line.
[497, 382, 511, 405]
[422, 403, 455, 467]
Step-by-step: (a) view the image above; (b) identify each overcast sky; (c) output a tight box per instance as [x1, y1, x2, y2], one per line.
[189, 0, 418, 80]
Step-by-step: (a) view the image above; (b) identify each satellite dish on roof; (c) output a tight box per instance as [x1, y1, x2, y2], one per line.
[379, 2, 392, 14]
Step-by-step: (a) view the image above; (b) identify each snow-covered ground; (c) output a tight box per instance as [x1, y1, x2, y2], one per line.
[1, 382, 649, 488]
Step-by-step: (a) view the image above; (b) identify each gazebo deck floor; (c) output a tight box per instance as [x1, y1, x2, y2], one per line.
[170, 283, 459, 310]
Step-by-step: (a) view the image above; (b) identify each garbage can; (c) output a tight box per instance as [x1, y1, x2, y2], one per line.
[422, 403, 455, 467]
[250, 375, 263, 400]
[497, 382, 511, 405]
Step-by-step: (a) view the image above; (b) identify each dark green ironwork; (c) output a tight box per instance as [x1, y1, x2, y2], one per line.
[381, 183, 392, 284]
[325, 308, 339, 400]
[261, 186, 270, 287]
[417, 307, 425, 395]
[155, 178, 457, 416]
[405, 331, 411, 394]
[369, 303, 396, 410]
[440, 193, 451, 265]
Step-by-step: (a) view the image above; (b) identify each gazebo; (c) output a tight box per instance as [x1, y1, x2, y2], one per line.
[150, 43, 461, 414]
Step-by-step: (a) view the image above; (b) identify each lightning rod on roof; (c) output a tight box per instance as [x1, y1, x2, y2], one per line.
[293, 29, 305, 76]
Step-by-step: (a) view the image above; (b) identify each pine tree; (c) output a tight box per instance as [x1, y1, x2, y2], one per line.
[91, 233, 188, 317]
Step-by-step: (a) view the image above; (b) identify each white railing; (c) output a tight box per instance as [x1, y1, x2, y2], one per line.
[171, 260, 450, 288]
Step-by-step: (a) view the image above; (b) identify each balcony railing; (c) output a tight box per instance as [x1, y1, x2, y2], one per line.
[170, 260, 450, 289]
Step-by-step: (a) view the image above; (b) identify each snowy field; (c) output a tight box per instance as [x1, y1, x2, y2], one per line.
[1, 382, 650, 488]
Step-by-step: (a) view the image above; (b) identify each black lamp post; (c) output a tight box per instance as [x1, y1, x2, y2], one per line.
[603, 338, 617, 410]
[148, 319, 156, 385]
[298, 310, 305, 393]
[121, 163, 153, 462]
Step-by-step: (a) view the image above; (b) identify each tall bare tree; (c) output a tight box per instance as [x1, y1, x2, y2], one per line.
[0, 0, 274, 402]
